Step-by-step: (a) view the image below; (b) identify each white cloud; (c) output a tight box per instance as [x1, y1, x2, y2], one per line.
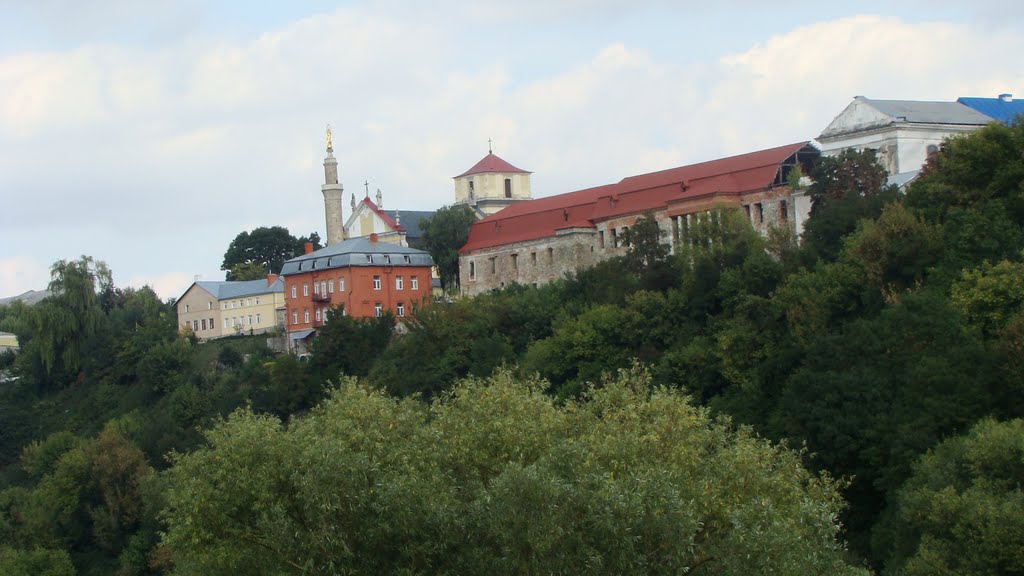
[0, 7, 1022, 299]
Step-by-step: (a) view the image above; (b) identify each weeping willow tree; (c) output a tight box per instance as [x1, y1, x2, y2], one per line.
[27, 256, 111, 380]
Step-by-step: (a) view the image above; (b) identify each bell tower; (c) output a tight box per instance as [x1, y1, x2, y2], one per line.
[322, 125, 345, 246]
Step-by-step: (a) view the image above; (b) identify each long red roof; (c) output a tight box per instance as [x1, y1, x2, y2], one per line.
[455, 152, 531, 178]
[460, 142, 810, 253]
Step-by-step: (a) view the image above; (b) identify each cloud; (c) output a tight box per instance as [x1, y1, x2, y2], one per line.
[0, 7, 1022, 299]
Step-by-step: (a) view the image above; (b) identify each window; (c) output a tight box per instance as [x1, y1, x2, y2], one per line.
[504, 178, 512, 198]
[208, 302, 212, 310]
[779, 200, 788, 223]
[303, 310, 310, 323]
[599, 230, 605, 248]
[247, 315, 252, 326]
[320, 281, 326, 294]
[547, 247, 554, 262]
[511, 253, 518, 271]
[366, 255, 372, 263]
[201, 319, 207, 330]
[621, 226, 630, 247]
[246, 299, 251, 306]
[397, 302, 405, 317]
[611, 228, 618, 247]
[192, 320, 198, 331]
[256, 313, 261, 325]
[339, 277, 345, 291]
[490, 258, 496, 274]
[328, 279, 334, 293]
[374, 303, 383, 317]
[744, 205, 751, 220]
[403, 255, 411, 264]
[185, 304, 190, 313]
[223, 302, 227, 310]
[291, 285, 297, 298]
[313, 282, 318, 294]
[411, 276, 419, 290]
[396, 276, 404, 290]
[469, 180, 474, 193]
[531, 251, 538, 264]
[255, 298, 260, 305]
[373, 275, 381, 290]
[384, 255, 391, 264]
[469, 261, 476, 280]
[303, 284, 309, 296]
[755, 203, 764, 224]
[292, 311, 298, 325]
[223, 318, 228, 329]
[315, 309, 321, 322]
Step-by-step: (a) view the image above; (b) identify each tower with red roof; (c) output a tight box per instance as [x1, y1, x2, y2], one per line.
[453, 143, 533, 217]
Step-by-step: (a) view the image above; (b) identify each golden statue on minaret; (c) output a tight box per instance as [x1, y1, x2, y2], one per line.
[326, 124, 333, 153]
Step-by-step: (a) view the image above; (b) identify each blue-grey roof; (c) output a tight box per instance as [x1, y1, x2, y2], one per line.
[195, 277, 284, 300]
[280, 236, 434, 275]
[862, 97, 992, 126]
[957, 95, 1024, 125]
[384, 209, 435, 241]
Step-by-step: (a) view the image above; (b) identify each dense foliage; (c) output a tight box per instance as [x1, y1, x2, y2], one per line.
[163, 368, 865, 576]
[220, 226, 322, 280]
[2, 121, 1023, 574]
[416, 204, 477, 291]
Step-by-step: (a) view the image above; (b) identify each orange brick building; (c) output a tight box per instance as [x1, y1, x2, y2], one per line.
[279, 234, 434, 349]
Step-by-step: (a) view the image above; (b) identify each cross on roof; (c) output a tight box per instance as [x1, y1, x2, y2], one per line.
[364, 180, 369, 196]
[488, 138, 492, 154]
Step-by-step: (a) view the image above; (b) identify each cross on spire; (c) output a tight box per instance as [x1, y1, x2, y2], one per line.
[364, 180, 369, 197]
[488, 138, 492, 154]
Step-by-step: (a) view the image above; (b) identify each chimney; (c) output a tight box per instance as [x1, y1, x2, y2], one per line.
[266, 273, 278, 287]
[304, 242, 314, 254]
[999, 93, 1013, 102]
[369, 233, 378, 243]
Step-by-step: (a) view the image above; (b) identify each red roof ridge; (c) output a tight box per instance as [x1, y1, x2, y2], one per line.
[360, 197, 403, 231]
[455, 152, 531, 178]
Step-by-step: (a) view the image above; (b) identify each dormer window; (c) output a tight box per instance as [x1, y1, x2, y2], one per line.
[384, 255, 391, 264]
[404, 255, 411, 264]
[366, 255, 372, 263]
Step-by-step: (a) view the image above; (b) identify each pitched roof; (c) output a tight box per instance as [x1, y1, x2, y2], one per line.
[455, 152, 531, 178]
[461, 142, 813, 253]
[280, 236, 434, 275]
[859, 97, 991, 125]
[383, 209, 435, 240]
[194, 278, 284, 300]
[359, 197, 401, 230]
[957, 95, 1024, 125]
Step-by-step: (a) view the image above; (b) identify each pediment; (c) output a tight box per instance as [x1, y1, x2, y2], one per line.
[818, 97, 894, 139]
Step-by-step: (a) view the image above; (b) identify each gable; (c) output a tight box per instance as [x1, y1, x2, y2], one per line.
[344, 200, 399, 238]
[818, 97, 895, 139]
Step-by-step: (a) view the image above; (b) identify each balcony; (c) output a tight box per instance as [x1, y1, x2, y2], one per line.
[312, 293, 331, 303]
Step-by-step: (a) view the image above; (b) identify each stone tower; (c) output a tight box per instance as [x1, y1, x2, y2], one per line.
[322, 126, 345, 246]
[453, 142, 532, 217]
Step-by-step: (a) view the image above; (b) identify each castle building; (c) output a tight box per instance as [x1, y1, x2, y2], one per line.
[279, 235, 434, 350]
[816, 96, 992, 188]
[457, 142, 818, 296]
[453, 145, 533, 217]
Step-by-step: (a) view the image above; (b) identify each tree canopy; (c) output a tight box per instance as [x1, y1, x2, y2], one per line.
[417, 204, 477, 292]
[221, 227, 322, 280]
[162, 368, 866, 576]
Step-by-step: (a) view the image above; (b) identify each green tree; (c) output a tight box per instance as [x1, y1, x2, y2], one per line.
[162, 368, 866, 575]
[310, 307, 394, 379]
[883, 418, 1024, 576]
[226, 262, 267, 282]
[802, 149, 898, 262]
[221, 227, 322, 280]
[0, 547, 75, 576]
[418, 204, 477, 292]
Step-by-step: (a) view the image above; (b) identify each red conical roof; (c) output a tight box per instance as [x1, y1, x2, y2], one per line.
[455, 152, 530, 178]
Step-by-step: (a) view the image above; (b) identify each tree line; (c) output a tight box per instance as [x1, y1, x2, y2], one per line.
[0, 120, 1022, 574]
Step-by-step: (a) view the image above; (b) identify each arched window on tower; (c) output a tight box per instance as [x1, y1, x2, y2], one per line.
[504, 178, 512, 198]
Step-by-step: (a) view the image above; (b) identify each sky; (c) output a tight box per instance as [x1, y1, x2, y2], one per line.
[1, 0, 1022, 300]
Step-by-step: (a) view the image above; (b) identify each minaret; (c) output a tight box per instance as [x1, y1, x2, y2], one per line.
[322, 125, 345, 246]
